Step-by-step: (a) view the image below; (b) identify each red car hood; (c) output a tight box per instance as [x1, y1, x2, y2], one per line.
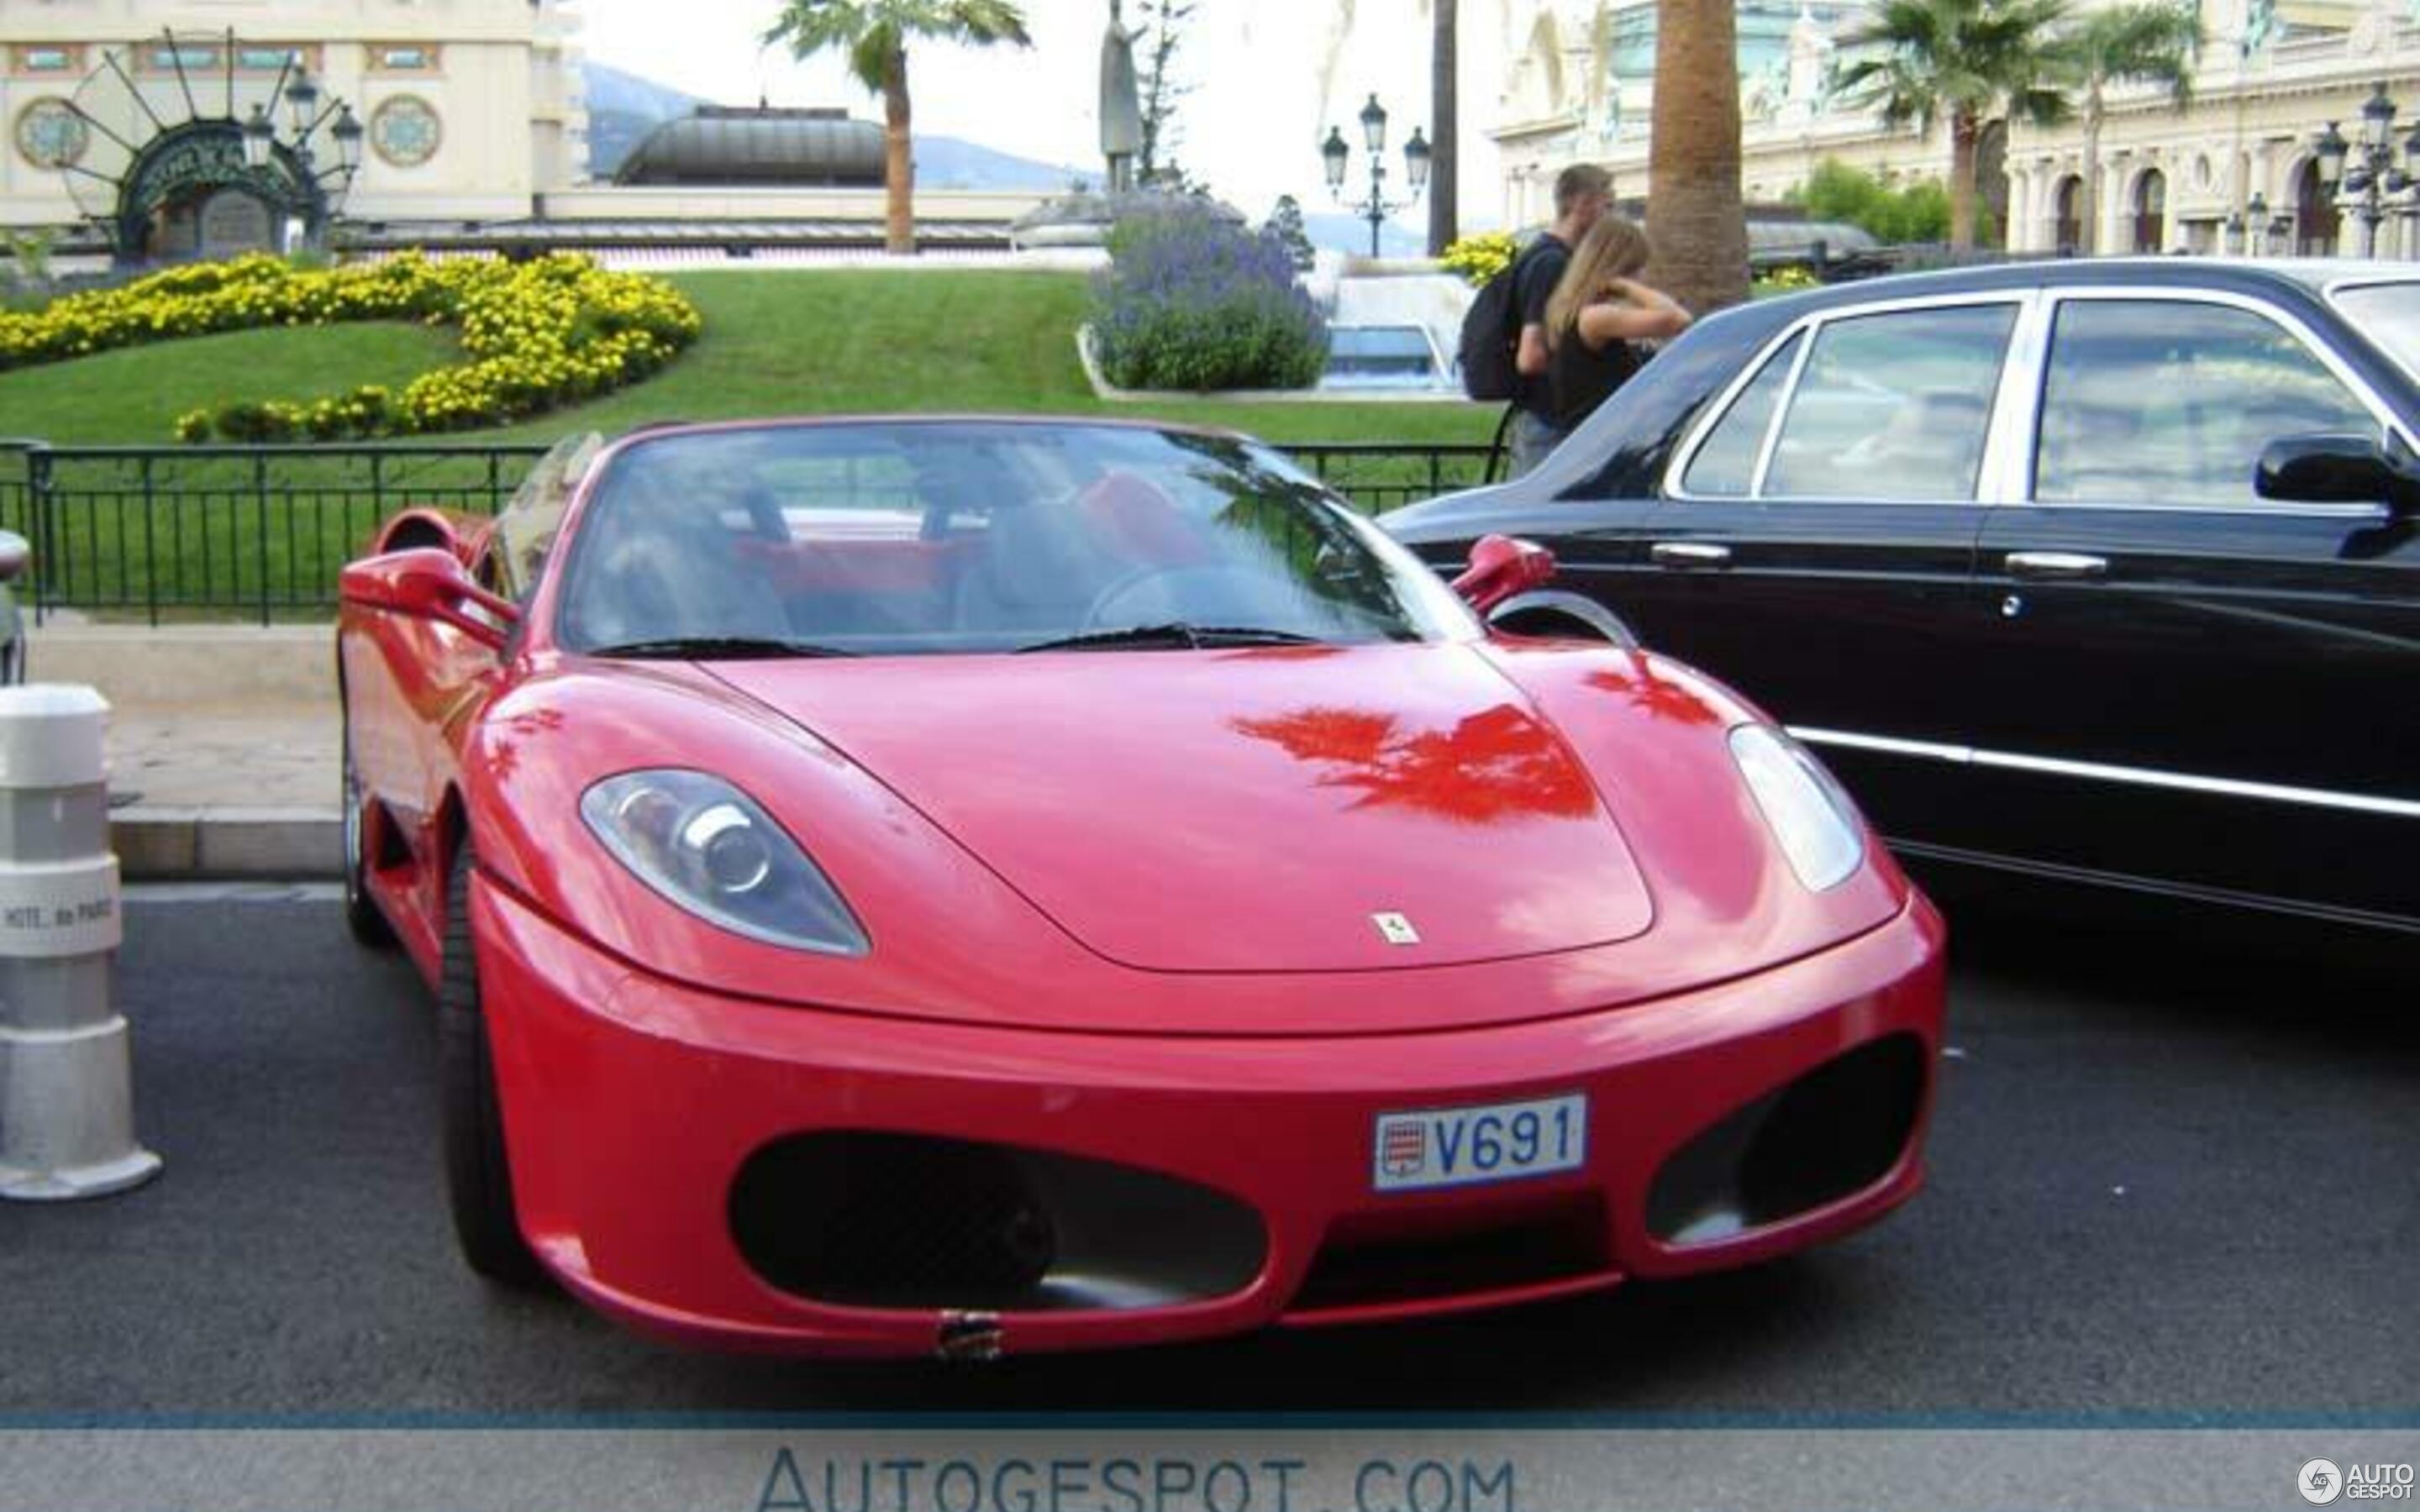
[709, 643, 1654, 974]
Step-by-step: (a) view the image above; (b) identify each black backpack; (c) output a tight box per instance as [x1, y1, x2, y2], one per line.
[1456, 243, 1540, 402]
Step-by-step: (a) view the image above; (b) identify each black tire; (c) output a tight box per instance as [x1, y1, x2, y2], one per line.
[439, 840, 544, 1287]
[340, 713, 398, 949]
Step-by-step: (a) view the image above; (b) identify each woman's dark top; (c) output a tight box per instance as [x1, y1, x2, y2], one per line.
[1546, 323, 1642, 432]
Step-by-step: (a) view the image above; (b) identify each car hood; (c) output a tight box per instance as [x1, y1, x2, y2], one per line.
[708, 643, 1655, 974]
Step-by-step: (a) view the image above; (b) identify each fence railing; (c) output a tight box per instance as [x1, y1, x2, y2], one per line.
[0, 437, 1502, 625]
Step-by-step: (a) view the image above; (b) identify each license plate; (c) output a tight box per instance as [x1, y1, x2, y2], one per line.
[1371, 1093, 1588, 1193]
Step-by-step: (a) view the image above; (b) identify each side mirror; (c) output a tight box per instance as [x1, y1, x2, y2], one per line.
[1450, 533, 1557, 614]
[2255, 433, 2420, 515]
[340, 547, 520, 652]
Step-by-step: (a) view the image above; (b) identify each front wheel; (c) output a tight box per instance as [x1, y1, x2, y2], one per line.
[439, 840, 544, 1288]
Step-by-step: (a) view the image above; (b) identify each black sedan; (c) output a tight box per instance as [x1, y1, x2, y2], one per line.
[1387, 259, 2418, 938]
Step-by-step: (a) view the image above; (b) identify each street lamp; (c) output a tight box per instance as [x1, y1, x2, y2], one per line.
[330, 104, 363, 177]
[1320, 92, 1431, 258]
[283, 63, 319, 136]
[2312, 84, 2417, 256]
[241, 102, 274, 171]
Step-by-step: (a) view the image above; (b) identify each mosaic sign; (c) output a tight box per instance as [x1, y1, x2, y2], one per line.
[370, 96, 440, 168]
[13, 97, 88, 170]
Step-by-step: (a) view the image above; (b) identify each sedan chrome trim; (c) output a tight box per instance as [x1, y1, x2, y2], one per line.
[1790, 726, 2420, 820]
[1650, 541, 1734, 568]
[2003, 550, 2108, 580]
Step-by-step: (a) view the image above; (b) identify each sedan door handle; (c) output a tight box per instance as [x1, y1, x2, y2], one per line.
[1650, 541, 1733, 570]
[2004, 550, 2108, 581]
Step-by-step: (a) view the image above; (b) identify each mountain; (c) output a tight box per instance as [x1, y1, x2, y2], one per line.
[582, 62, 705, 178]
[1302, 212, 1428, 259]
[580, 61, 1082, 191]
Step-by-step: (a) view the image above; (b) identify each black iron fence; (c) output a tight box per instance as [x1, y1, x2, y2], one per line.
[0, 437, 1500, 625]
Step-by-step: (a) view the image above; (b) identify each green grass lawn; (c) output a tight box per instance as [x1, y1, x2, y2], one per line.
[0, 321, 460, 445]
[2, 268, 1504, 619]
[2, 269, 1498, 449]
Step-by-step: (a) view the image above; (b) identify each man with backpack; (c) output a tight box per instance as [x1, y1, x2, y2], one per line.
[1457, 164, 1614, 477]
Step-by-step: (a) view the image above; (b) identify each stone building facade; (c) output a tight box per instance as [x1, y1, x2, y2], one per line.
[1, 0, 587, 249]
[1490, 0, 2420, 258]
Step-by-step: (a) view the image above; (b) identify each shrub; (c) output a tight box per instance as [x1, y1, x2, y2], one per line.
[0, 249, 702, 441]
[1090, 201, 1328, 391]
[1788, 160, 1952, 245]
[1440, 231, 1518, 289]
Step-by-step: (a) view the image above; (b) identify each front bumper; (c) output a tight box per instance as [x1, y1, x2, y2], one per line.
[475, 878, 1948, 1357]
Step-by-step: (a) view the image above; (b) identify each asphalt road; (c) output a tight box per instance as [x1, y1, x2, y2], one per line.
[1, 890, 2412, 1418]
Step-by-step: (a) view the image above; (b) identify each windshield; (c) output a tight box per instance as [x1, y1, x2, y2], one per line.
[554, 422, 1475, 656]
[2331, 281, 2420, 386]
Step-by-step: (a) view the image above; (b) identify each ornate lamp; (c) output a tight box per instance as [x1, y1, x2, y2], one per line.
[2315, 120, 2349, 189]
[241, 102, 274, 171]
[330, 104, 363, 178]
[1320, 127, 1349, 192]
[1321, 93, 1429, 257]
[283, 63, 318, 135]
[1359, 93, 1387, 154]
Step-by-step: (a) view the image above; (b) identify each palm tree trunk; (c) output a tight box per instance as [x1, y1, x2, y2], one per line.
[2078, 79, 2103, 255]
[1427, 0, 1458, 256]
[881, 44, 914, 256]
[1646, 0, 1749, 312]
[1948, 109, 1980, 249]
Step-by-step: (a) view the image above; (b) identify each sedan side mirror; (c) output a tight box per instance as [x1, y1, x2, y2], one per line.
[2255, 433, 2420, 515]
[340, 547, 520, 652]
[1451, 533, 1557, 614]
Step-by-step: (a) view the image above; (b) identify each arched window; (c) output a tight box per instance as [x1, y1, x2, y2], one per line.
[2296, 158, 2340, 256]
[2054, 175, 2084, 253]
[2132, 168, 2166, 254]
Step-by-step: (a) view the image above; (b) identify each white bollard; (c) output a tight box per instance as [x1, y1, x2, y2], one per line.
[0, 684, 160, 1200]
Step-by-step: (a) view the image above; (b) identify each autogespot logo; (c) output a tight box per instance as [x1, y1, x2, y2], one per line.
[2304, 1460, 2420, 1504]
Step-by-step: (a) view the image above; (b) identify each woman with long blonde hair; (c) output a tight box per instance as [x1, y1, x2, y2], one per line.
[1542, 217, 1694, 431]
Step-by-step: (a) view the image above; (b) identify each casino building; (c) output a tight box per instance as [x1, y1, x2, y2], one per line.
[0, 0, 1034, 263]
[1, 0, 587, 258]
[1491, 0, 2420, 256]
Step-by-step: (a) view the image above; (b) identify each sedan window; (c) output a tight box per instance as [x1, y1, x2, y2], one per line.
[2326, 281, 2420, 386]
[1763, 304, 2016, 501]
[1680, 331, 1802, 497]
[2034, 298, 2378, 507]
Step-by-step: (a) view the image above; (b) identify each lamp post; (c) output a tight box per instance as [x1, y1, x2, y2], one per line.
[2313, 83, 2420, 257]
[243, 50, 364, 253]
[1320, 93, 1431, 258]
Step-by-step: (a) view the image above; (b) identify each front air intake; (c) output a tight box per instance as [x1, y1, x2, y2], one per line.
[729, 1131, 1266, 1312]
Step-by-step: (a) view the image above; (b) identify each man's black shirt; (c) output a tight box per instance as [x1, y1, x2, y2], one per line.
[1511, 232, 1572, 423]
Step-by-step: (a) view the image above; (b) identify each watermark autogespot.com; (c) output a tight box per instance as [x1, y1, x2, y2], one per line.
[755, 1451, 1519, 1512]
[2301, 1458, 2417, 1504]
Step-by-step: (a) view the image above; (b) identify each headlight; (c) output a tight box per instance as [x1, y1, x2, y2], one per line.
[1728, 724, 1865, 892]
[581, 769, 870, 955]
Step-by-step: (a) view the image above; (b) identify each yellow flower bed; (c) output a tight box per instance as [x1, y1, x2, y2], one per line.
[1439, 231, 1519, 289]
[0, 250, 701, 442]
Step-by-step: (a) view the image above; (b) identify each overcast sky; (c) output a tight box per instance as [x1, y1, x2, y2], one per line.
[577, 0, 1509, 225]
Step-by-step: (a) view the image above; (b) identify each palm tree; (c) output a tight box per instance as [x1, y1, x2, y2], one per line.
[762, 0, 1032, 255]
[1426, 0, 1458, 256]
[2065, 3, 2201, 252]
[1837, 0, 2072, 249]
[1648, 0, 1752, 312]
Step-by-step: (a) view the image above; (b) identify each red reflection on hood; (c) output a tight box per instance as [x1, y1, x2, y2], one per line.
[1229, 703, 1599, 825]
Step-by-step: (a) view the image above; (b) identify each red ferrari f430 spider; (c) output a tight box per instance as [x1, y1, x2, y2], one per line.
[337, 417, 1947, 1359]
